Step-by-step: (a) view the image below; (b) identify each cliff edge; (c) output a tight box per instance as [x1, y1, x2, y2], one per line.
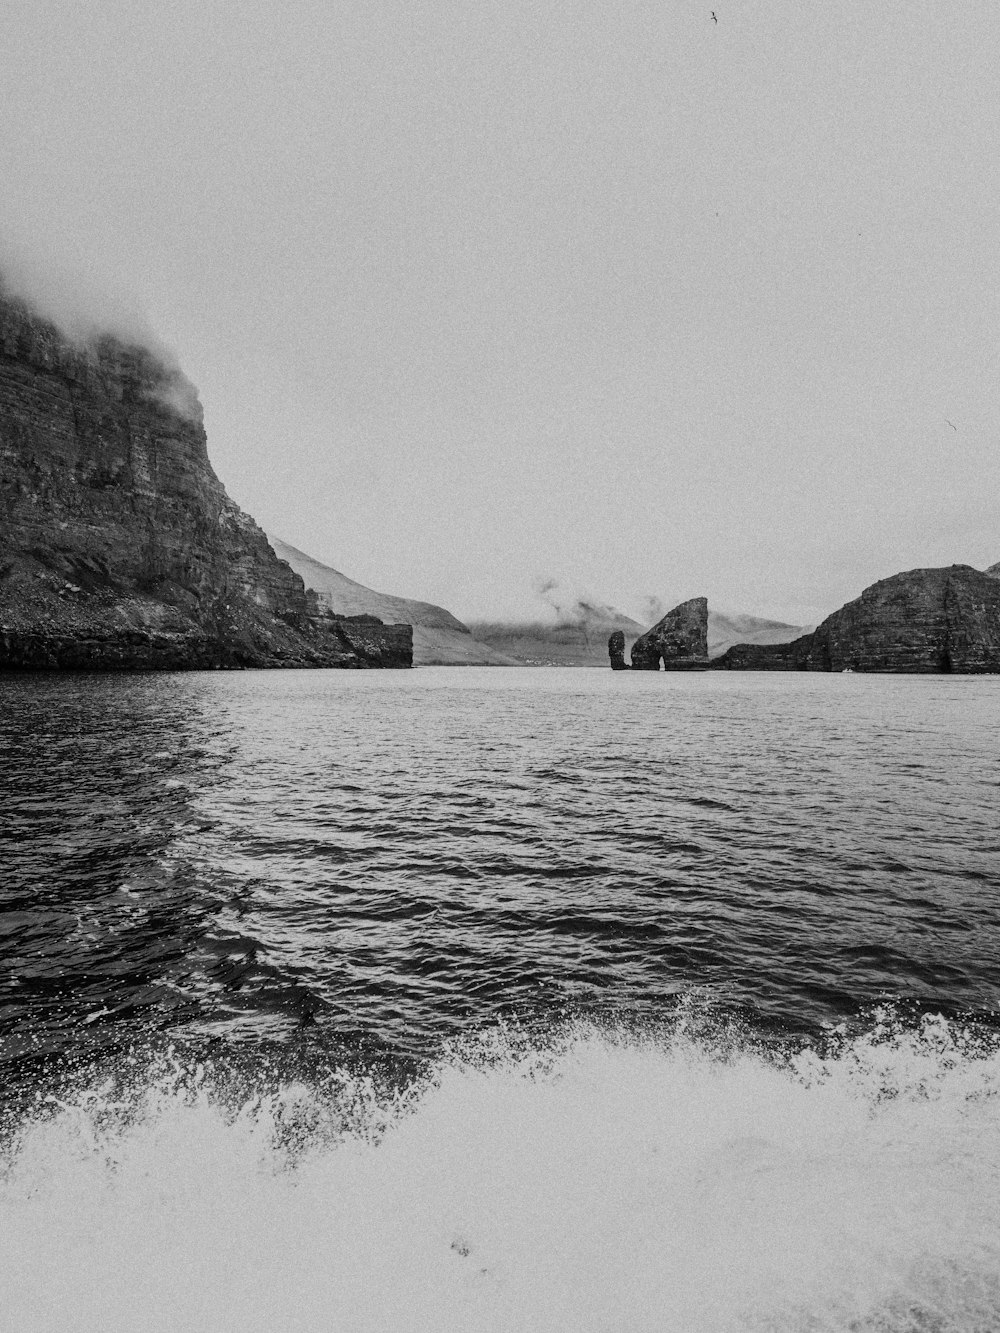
[0, 287, 411, 669]
[711, 565, 1000, 673]
[630, 597, 709, 670]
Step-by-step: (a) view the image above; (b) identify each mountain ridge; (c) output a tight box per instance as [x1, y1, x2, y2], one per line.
[269, 537, 517, 666]
[470, 610, 808, 666]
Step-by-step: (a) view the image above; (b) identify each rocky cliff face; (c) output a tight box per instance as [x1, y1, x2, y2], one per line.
[0, 288, 411, 669]
[711, 566, 1000, 673]
[705, 635, 815, 671]
[630, 597, 709, 670]
[607, 630, 628, 670]
[269, 535, 514, 666]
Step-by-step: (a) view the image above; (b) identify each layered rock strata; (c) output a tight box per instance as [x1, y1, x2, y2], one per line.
[0, 288, 411, 669]
[711, 565, 1000, 673]
[629, 597, 709, 670]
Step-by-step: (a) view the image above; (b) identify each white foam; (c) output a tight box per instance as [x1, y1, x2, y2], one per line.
[3, 1015, 999, 1332]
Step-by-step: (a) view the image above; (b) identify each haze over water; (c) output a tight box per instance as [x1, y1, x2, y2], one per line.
[3, 668, 1000, 1330]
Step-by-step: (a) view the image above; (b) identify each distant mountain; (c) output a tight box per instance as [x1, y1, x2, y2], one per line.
[267, 538, 814, 668]
[468, 614, 643, 666]
[470, 609, 808, 666]
[268, 537, 517, 666]
[707, 612, 810, 658]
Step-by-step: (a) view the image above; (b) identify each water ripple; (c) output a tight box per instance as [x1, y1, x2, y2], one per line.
[2, 667, 1000, 1065]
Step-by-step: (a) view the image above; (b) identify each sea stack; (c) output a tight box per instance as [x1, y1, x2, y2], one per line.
[0, 284, 412, 670]
[608, 630, 628, 670]
[628, 597, 709, 670]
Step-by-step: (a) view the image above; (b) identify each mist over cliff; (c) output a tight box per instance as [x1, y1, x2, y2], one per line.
[0, 242, 172, 360]
[0, 282, 410, 670]
[0, 251, 204, 428]
[469, 575, 809, 667]
[531, 576, 627, 631]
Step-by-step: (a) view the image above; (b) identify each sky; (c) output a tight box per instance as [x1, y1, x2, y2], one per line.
[2, 0, 999, 626]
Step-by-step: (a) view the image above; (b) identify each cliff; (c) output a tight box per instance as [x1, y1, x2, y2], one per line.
[0, 287, 411, 669]
[269, 536, 515, 666]
[630, 597, 709, 670]
[705, 635, 815, 671]
[711, 565, 1000, 673]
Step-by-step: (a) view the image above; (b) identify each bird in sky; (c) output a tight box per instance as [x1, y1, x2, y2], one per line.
[711, 11, 718, 21]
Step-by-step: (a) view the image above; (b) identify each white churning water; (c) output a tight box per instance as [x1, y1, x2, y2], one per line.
[3, 1014, 1000, 1333]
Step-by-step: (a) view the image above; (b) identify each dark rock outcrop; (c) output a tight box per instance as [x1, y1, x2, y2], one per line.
[608, 630, 628, 670]
[0, 286, 412, 670]
[629, 597, 709, 670]
[708, 635, 815, 671]
[711, 565, 1000, 673]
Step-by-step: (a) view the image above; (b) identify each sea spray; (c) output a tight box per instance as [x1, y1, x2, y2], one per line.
[2, 1014, 1000, 1332]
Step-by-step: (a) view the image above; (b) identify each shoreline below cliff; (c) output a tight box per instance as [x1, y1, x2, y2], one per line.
[0, 286, 412, 671]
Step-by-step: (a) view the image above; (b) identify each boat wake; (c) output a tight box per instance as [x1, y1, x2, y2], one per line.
[3, 1011, 999, 1332]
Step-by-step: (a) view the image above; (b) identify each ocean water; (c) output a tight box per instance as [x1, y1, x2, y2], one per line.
[2, 666, 1000, 1331]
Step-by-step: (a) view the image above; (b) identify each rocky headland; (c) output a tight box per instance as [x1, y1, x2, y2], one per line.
[610, 566, 1000, 673]
[629, 597, 709, 670]
[608, 597, 732, 670]
[0, 286, 411, 670]
[711, 565, 1000, 673]
[269, 537, 516, 666]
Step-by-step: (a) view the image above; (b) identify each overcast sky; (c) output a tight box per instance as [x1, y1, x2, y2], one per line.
[3, 0, 999, 624]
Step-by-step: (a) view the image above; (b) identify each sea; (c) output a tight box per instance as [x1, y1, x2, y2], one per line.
[2, 666, 1000, 1332]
